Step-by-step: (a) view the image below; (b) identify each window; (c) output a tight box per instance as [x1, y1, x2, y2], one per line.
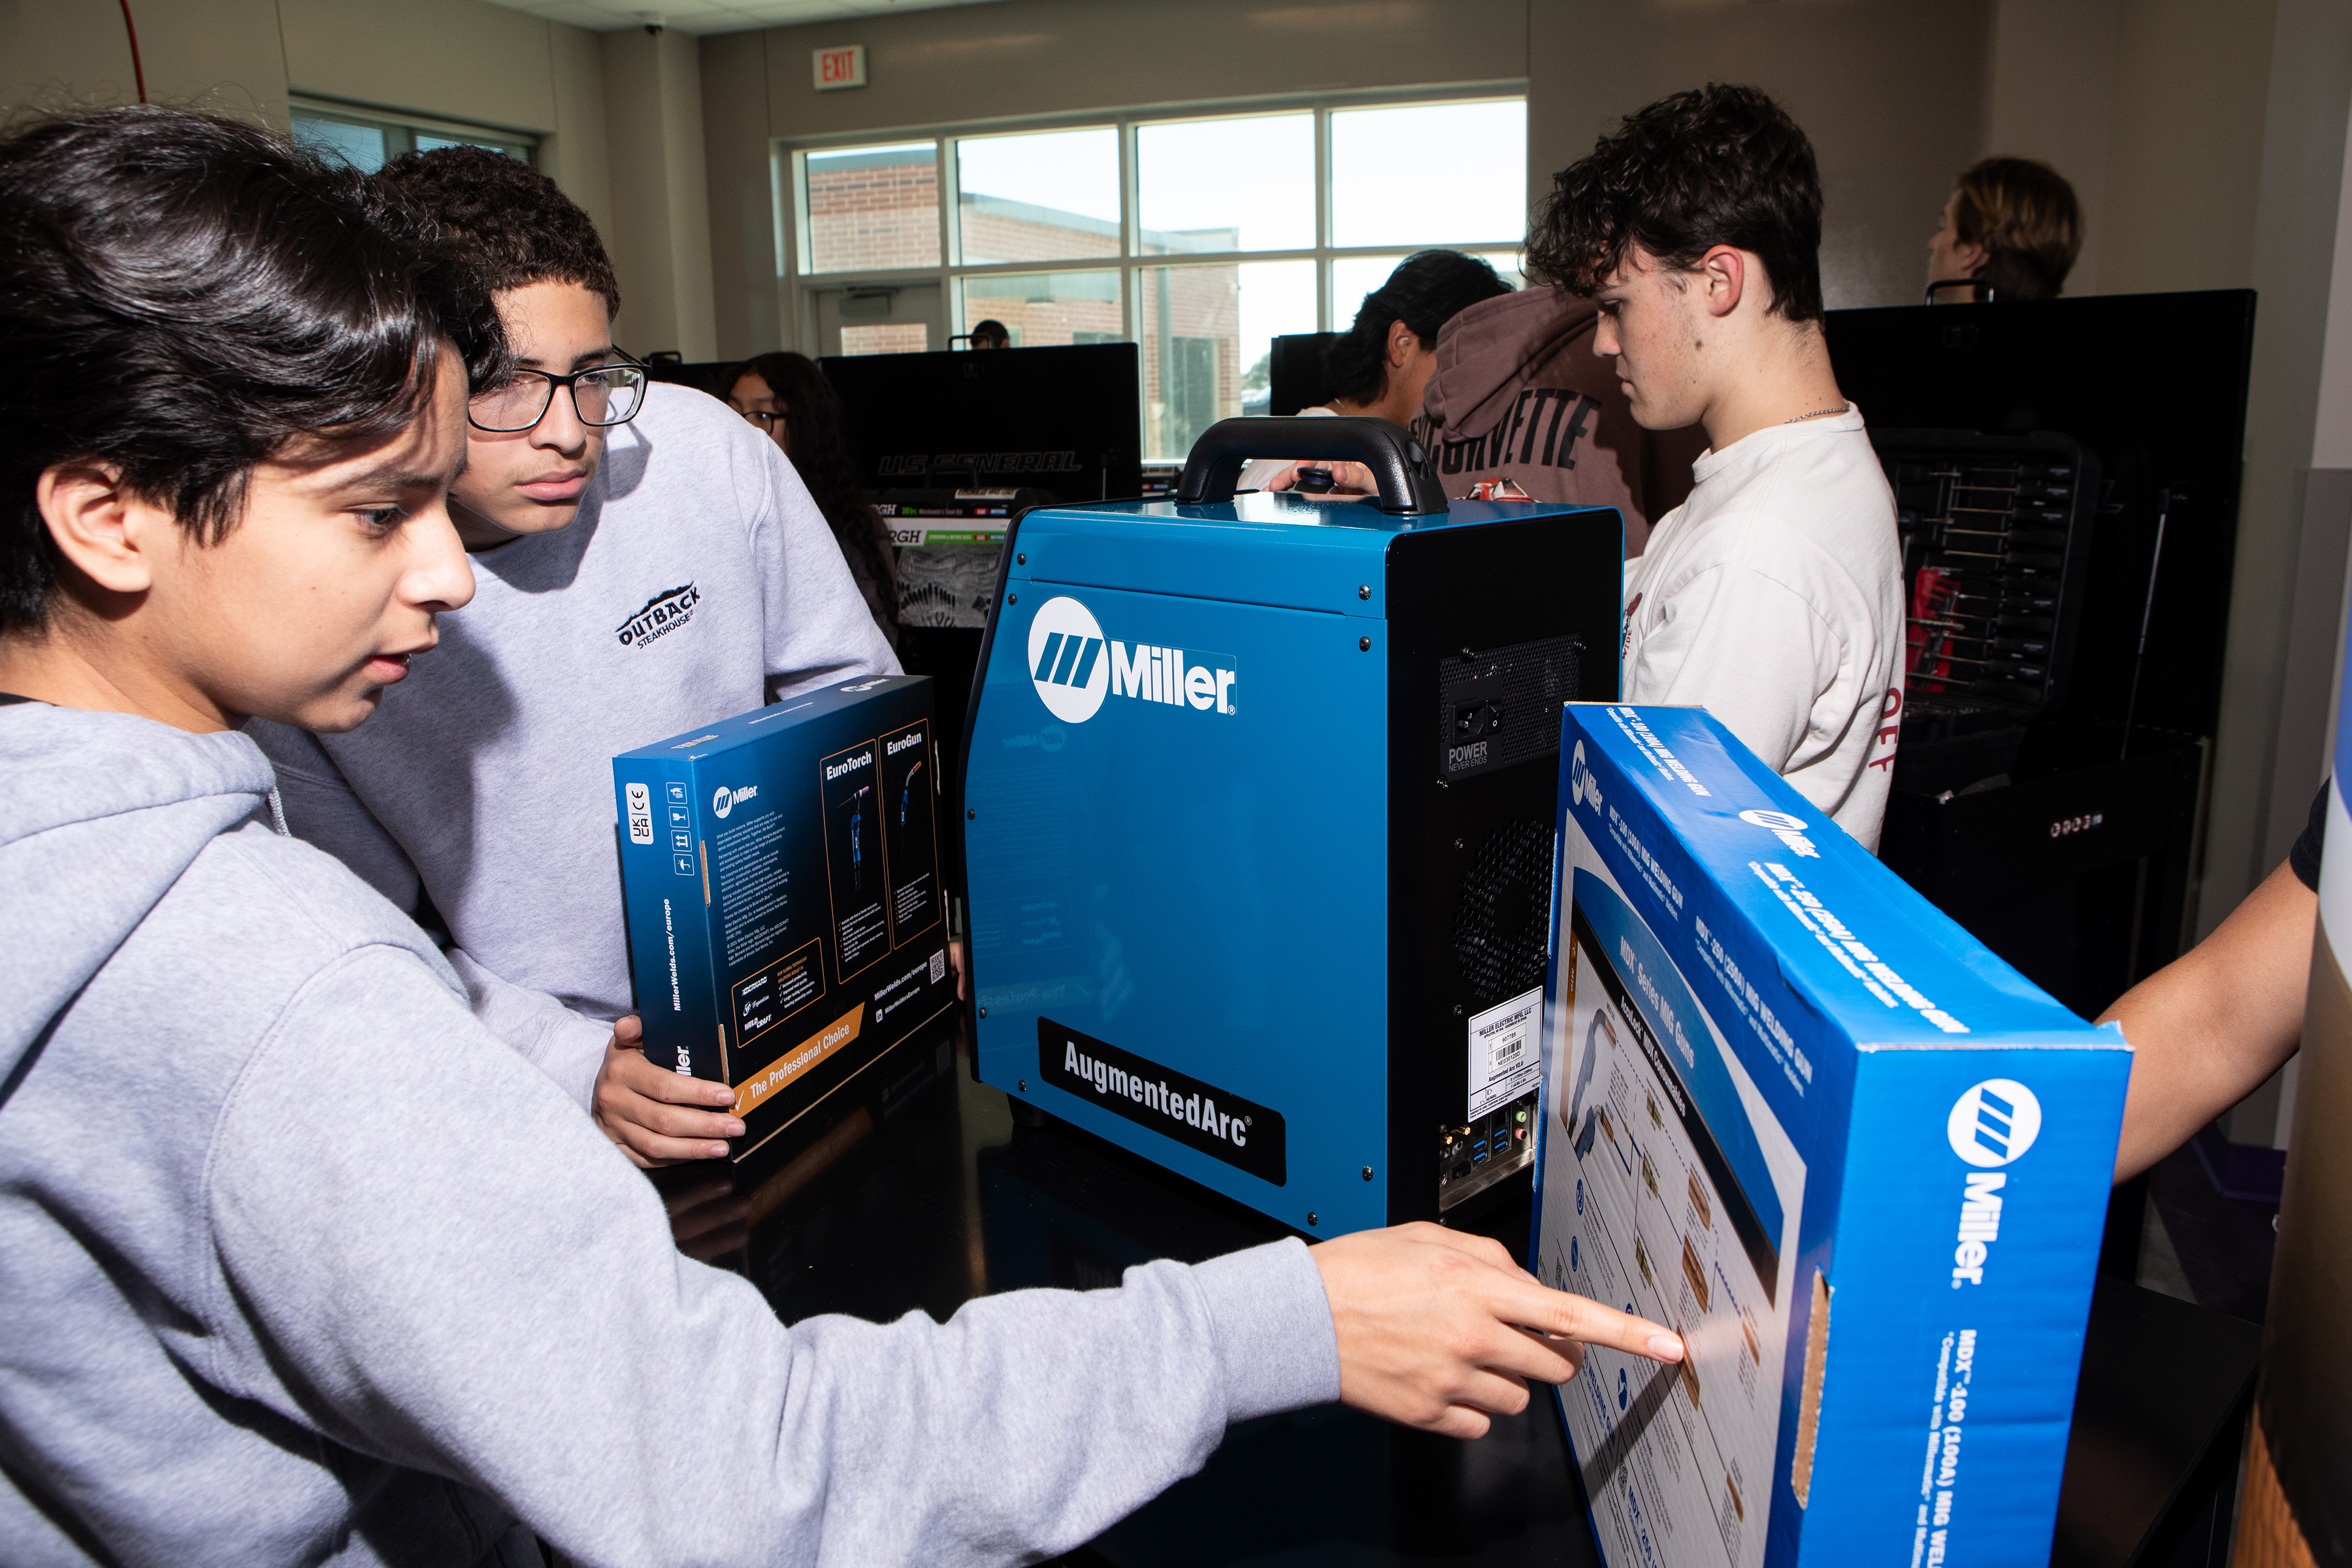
[804, 142, 938, 272]
[790, 95, 1527, 463]
[290, 101, 535, 172]
[956, 129, 1121, 265]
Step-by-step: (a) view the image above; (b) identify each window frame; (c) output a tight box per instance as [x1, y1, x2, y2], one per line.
[780, 85, 1527, 353]
[289, 95, 540, 168]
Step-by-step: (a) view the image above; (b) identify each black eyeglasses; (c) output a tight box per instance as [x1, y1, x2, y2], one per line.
[737, 408, 781, 429]
[469, 357, 649, 433]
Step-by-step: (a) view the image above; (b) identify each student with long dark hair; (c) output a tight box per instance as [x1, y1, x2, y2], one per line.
[728, 350, 900, 649]
[0, 112, 1680, 1563]
[1249, 250, 1508, 492]
[1321, 250, 1513, 424]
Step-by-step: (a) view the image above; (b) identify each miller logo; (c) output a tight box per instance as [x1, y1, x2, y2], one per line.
[1946, 1079, 2042, 1168]
[711, 783, 758, 819]
[616, 583, 700, 649]
[1026, 595, 1239, 725]
[1739, 807, 1820, 860]
[1569, 741, 1601, 811]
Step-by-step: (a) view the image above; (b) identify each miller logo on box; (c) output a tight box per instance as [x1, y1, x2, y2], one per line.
[612, 675, 955, 1160]
[1535, 704, 2127, 1568]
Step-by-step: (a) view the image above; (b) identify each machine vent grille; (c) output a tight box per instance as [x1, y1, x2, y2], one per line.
[1452, 819, 1554, 1011]
[1437, 634, 1583, 781]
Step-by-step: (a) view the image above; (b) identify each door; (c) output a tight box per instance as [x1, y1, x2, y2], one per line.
[811, 283, 946, 357]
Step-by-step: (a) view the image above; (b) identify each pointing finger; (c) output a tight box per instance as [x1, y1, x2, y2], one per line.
[1491, 1276, 1684, 1363]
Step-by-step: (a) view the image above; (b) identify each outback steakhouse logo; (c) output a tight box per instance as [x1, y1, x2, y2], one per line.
[617, 583, 700, 648]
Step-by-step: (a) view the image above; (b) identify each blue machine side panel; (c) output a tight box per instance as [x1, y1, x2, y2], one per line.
[965, 580, 1388, 1233]
[1799, 1046, 2125, 1568]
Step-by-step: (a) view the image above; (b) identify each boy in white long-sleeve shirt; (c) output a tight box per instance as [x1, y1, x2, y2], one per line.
[250, 148, 889, 1163]
[1526, 85, 1904, 849]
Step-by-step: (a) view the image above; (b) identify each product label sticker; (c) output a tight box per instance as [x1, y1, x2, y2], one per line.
[1468, 987, 1544, 1120]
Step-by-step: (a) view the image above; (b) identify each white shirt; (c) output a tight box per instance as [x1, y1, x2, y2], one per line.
[1622, 405, 1904, 850]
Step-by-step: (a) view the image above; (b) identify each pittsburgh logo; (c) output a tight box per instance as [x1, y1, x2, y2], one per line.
[1026, 595, 1237, 725]
[1946, 1079, 2042, 1168]
[616, 583, 700, 649]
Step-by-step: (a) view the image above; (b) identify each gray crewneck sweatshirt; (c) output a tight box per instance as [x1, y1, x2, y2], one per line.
[249, 383, 896, 1107]
[0, 700, 1339, 1567]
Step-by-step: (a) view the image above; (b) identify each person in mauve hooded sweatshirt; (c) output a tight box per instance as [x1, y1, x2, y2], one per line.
[0, 108, 1681, 1568]
[1409, 287, 1709, 557]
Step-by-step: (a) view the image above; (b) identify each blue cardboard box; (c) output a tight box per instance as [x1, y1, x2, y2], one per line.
[1535, 704, 2128, 1568]
[612, 675, 957, 1160]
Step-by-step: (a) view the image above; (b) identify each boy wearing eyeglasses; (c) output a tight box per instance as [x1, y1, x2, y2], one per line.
[250, 148, 893, 1166]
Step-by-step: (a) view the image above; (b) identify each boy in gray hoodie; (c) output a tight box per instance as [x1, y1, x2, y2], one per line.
[0, 108, 1680, 1568]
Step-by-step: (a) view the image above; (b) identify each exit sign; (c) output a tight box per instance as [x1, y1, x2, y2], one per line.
[812, 45, 866, 91]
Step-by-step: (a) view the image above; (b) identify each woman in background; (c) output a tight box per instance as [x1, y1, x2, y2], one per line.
[728, 351, 900, 649]
[1926, 155, 2082, 303]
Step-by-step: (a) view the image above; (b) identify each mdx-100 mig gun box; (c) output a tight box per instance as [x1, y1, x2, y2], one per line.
[1536, 704, 2127, 1568]
[613, 675, 958, 1160]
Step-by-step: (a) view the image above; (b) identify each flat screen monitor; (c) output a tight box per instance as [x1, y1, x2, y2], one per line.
[1825, 289, 2255, 740]
[820, 342, 1143, 503]
[1269, 332, 1339, 416]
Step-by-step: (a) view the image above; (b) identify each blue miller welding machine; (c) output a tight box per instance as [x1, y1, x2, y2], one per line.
[962, 418, 1623, 1233]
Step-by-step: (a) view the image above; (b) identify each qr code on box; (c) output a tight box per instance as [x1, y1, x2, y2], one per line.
[930, 949, 947, 984]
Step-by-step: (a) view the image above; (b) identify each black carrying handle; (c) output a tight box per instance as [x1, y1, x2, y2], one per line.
[1174, 416, 1448, 515]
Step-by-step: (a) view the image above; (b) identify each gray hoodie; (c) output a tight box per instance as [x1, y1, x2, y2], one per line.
[0, 701, 1338, 1567]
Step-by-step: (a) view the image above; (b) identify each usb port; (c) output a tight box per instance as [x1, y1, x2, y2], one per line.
[1471, 1139, 1490, 1164]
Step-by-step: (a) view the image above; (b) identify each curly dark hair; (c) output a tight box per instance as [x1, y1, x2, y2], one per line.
[0, 106, 502, 634]
[1951, 156, 2080, 301]
[368, 144, 620, 316]
[1526, 84, 1825, 323]
[732, 353, 899, 647]
[1324, 250, 1513, 406]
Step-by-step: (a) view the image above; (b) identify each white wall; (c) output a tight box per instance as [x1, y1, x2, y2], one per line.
[2314, 93, 2352, 475]
[705, 0, 1996, 360]
[1529, 0, 1993, 314]
[2203, 0, 2352, 934]
[601, 28, 717, 359]
[0, 0, 659, 346]
[1982, 0, 2352, 943]
[3, 0, 291, 125]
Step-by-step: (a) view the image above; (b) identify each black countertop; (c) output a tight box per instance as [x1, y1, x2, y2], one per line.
[653, 1021, 2260, 1567]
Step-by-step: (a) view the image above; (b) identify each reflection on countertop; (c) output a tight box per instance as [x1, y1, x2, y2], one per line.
[651, 1017, 2259, 1568]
